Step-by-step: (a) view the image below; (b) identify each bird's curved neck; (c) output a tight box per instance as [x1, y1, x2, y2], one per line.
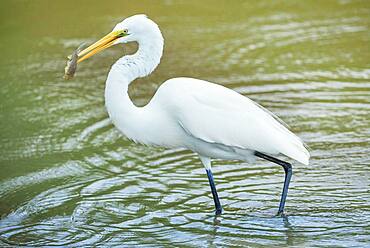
[104, 37, 163, 143]
[114, 38, 163, 83]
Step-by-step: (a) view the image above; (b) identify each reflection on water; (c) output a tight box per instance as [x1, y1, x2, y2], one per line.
[0, 0, 369, 247]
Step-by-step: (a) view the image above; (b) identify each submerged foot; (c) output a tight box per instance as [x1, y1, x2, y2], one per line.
[276, 210, 286, 217]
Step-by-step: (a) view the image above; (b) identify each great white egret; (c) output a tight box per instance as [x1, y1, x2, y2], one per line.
[75, 14, 310, 215]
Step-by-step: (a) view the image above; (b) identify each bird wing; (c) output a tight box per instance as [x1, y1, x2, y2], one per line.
[159, 77, 309, 165]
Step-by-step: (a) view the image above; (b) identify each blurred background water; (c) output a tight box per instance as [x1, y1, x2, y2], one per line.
[0, 0, 369, 247]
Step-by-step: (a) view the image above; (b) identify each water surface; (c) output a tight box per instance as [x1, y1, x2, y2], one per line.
[0, 0, 369, 247]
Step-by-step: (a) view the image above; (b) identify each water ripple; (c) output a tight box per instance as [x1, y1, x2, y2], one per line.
[1, 2, 369, 247]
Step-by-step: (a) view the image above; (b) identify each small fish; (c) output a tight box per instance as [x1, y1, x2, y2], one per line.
[64, 43, 85, 80]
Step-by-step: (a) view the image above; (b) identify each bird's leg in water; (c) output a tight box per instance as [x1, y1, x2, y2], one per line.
[254, 151, 292, 216]
[206, 169, 222, 215]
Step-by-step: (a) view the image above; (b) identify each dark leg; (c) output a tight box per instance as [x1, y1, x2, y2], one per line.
[254, 151, 293, 215]
[206, 169, 222, 215]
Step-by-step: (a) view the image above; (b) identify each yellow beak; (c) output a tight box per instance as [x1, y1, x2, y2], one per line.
[77, 30, 124, 63]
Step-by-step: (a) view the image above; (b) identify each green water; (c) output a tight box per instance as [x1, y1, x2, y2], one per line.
[0, 0, 369, 247]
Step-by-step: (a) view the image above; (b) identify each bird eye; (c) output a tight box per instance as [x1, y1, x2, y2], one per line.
[118, 29, 129, 37]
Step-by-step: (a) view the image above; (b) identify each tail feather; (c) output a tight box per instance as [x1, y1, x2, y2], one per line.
[250, 99, 310, 165]
[282, 143, 310, 165]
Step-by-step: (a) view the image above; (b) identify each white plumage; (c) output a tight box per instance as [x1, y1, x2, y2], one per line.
[77, 14, 310, 215]
[156, 78, 309, 165]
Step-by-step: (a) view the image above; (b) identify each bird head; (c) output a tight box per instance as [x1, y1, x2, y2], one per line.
[77, 14, 162, 63]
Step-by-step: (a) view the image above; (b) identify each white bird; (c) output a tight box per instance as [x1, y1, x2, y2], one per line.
[76, 14, 310, 215]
